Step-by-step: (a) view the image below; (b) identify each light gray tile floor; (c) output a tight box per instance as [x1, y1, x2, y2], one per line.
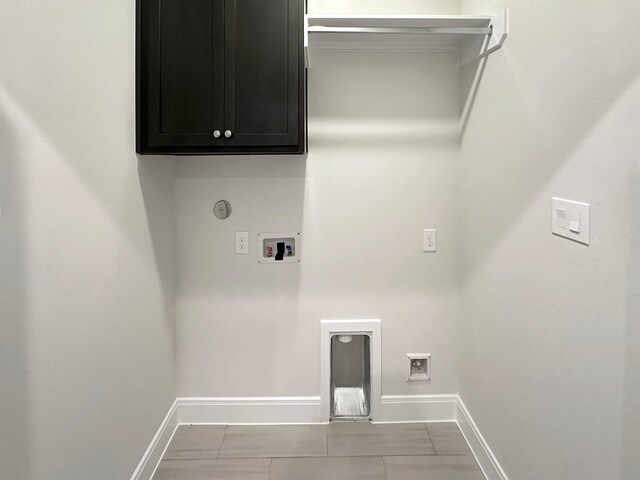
[426, 422, 473, 455]
[152, 422, 485, 480]
[327, 422, 436, 457]
[384, 455, 485, 480]
[163, 425, 227, 460]
[218, 425, 327, 458]
[270, 457, 386, 480]
[154, 458, 271, 480]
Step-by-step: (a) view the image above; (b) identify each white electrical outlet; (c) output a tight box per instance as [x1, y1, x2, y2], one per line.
[423, 229, 437, 252]
[235, 231, 249, 254]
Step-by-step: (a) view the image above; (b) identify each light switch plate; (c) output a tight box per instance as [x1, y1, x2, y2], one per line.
[552, 198, 590, 245]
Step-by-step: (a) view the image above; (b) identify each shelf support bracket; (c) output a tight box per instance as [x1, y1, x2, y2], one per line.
[304, 15, 310, 69]
[458, 9, 508, 68]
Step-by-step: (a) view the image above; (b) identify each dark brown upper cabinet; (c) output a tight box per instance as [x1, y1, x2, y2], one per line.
[136, 0, 305, 155]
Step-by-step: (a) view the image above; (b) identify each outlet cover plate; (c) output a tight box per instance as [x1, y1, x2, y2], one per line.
[235, 231, 249, 254]
[423, 229, 437, 252]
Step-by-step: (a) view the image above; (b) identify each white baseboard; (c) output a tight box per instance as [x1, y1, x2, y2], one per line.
[129, 399, 178, 480]
[176, 396, 324, 424]
[376, 394, 458, 423]
[131, 394, 507, 480]
[456, 397, 509, 480]
[174, 394, 459, 425]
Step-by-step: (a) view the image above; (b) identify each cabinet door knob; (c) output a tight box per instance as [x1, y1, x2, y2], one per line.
[224, 130, 233, 138]
[213, 130, 221, 138]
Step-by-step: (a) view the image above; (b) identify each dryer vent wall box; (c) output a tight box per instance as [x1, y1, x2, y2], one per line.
[407, 353, 431, 381]
[258, 232, 301, 264]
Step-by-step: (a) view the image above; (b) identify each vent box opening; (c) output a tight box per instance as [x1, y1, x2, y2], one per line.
[330, 334, 371, 420]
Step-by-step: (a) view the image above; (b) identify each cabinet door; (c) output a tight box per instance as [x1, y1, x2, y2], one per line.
[223, 0, 303, 149]
[140, 0, 225, 151]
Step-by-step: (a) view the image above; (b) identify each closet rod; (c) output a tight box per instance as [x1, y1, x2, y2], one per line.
[308, 26, 492, 36]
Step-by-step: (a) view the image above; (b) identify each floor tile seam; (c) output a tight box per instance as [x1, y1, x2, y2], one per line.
[217, 454, 330, 460]
[215, 453, 440, 460]
[271, 455, 393, 461]
[163, 452, 447, 461]
[161, 456, 218, 460]
[381, 454, 390, 480]
[328, 452, 439, 458]
[430, 451, 472, 456]
[215, 425, 229, 459]
[160, 456, 218, 462]
[423, 422, 440, 455]
[325, 424, 329, 457]
[163, 456, 301, 462]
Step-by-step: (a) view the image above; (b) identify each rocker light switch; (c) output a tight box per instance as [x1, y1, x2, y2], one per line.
[552, 198, 590, 245]
[556, 208, 567, 228]
[569, 212, 581, 233]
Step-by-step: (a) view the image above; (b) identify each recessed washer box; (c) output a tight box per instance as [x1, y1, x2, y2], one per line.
[257, 232, 301, 264]
[407, 353, 431, 382]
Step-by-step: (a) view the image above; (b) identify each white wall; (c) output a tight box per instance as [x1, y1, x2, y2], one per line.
[0, 1, 176, 479]
[458, 0, 640, 479]
[7, 0, 638, 477]
[175, 49, 461, 398]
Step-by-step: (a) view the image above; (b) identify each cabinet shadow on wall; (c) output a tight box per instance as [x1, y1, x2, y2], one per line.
[623, 164, 640, 479]
[137, 155, 178, 333]
[0, 100, 30, 479]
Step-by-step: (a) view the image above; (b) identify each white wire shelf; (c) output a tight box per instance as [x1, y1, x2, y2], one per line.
[305, 10, 508, 68]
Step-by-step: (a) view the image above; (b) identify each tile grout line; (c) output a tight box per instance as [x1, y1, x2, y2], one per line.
[207, 453, 446, 460]
[423, 422, 439, 455]
[381, 455, 390, 480]
[325, 423, 329, 457]
[215, 424, 228, 459]
[203, 454, 329, 460]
